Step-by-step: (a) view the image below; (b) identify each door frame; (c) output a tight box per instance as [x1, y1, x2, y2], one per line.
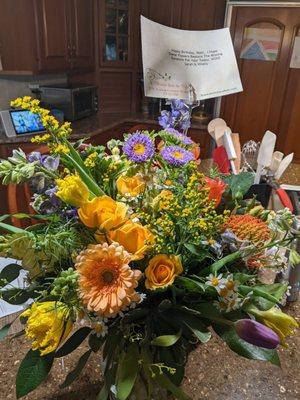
[214, 1, 300, 118]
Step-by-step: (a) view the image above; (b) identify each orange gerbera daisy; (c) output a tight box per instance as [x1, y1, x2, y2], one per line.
[75, 242, 142, 317]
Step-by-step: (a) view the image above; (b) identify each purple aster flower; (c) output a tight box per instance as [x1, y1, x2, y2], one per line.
[160, 145, 194, 167]
[123, 132, 155, 163]
[235, 319, 280, 349]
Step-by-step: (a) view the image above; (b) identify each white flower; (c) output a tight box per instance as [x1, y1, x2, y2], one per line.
[205, 273, 226, 290]
[92, 321, 108, 337]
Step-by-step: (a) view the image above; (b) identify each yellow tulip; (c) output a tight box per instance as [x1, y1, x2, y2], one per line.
[116, 174, 145, 197]
[248, 306, 298, 345]
[78, 195, 128, 230]
[21, 302, 72, 356]
[145, 254, 183, 290]
[56, 175, 89, 207]
[108, 220, 154, 260]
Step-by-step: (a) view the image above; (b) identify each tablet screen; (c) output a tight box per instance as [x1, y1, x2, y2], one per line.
[10, 110, 45, 135]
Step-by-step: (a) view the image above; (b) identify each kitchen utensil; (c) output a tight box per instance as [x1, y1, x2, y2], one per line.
[254, 131, 277, 184]
[212, 146, 230, 174]
[231, 133, 241, 173]
[223, 128, 237, 174]
[207, 118, 227, 134]
[274, 153, 294, 180]
[269, 151, 284, 173]
[213, 126, 225, 146]
[266, 176, 294, 212]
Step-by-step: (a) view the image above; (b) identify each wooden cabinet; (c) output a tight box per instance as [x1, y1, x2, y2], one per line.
[0, 0, 94, 74]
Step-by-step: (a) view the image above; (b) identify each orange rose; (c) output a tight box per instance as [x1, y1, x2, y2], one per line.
[116, 175, 145, 197]
[145, 254, 183, 290]
[108, 220, 153, 260]
[78, 196, 128, 230]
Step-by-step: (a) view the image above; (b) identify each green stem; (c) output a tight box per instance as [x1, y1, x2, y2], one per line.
[64, 153, 104, 197]
[0, 222, 25, 234]
[200, 250, 242, 276]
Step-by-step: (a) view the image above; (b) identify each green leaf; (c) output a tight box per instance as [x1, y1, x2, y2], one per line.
[1, 288, 33, 305]
[239, 285, 280, 304]
[88, 333, 105, 353]
[254, 283, 288, 301]
[183, 244, 208, 260]
[248, 296, 275, 311]
[0, 323, 11, 341]
[184, 322, 211, 343]
[155, 373, 192, 400]
[0, 263, 23, 284]
[233, 273, 254, 284]
[55, 327, 92, 358]
[60, 349, 92, 389]
[175, 276, 206, 293]
[224, 172, 254, 197]
[151, 331, 181, 347]
[16, 349, 54, 398]
[116, 344, 139, 400]
[97, 385, 109, 400]
[213, 324, 280, 366]
[200, 251, 242, 276]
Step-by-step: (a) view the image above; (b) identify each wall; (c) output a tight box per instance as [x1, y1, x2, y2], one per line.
[0, 74, 67, 110]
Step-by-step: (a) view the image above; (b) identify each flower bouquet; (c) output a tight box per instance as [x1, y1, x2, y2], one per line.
[0, 97, 299, 400]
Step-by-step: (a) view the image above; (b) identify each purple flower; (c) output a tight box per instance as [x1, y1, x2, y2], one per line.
[45, 186, 60, 207]
[28, 151, 42, 163]
[235, 319, 280, 349]
[165, 128, 194, 146]
[42, 155, 59, 170]
[123, 132, 155, 163]
[158, 110, 176, 129]
[160, 145, 194, 167]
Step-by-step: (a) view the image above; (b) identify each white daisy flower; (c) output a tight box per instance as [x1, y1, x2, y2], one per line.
[205, 273, 226, 291]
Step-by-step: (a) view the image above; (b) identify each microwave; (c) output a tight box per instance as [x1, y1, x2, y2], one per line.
[39, 84, 98, 121]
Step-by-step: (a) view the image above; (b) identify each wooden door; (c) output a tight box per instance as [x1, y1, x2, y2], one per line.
[221, 6, 300, 162]
[35, 0, 71, 71]
[70, 0, 94, 70]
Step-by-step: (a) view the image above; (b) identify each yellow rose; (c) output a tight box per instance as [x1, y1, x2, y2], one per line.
[248, 306, 298, 345]
[21, 302, 72, 356]
[145, 254, 183, 290]
[116, 175, 145, 197]
[78, 195, 128, 230]
[56, 175, 89, 207]
[108, 220, 154, 260]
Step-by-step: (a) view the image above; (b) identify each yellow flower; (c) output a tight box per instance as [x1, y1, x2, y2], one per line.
[84, 152, 98, 168]
[51, 143, 70, 154]
[56, 175, 90, 207]
[145, 254, 183, 290]
[78, 196, 128, 230]
[116, 175, 145, 197]
[21, 302, 72, 356]
[248, 306, 298, 345]
[107, 220, 153, 260]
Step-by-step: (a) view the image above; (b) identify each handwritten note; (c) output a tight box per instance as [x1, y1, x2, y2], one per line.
[141, 16, 243, 100]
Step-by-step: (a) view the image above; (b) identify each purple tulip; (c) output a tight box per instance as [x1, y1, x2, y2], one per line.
[235, 319, 280, 349]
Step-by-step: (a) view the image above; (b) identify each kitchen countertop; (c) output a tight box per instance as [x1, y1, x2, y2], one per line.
[0, 112, 208, 145]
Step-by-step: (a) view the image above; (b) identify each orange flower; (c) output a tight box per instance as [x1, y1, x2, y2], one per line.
[145, 254, 183, 290]
[222, 214, 271, 246]
[78, 196, 128, 230]
[116, 175, 145, 197]
[205, 177, 226, 207]
[108, 220, 153, 260]
[75, 243, 142, 317]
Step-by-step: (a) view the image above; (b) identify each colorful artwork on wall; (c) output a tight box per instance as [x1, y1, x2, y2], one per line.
[240, 27, 281, 61]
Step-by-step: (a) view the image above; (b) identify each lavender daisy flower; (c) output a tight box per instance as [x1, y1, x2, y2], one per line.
[123, 132, 155, 163]
[160, 145, 194, 167]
